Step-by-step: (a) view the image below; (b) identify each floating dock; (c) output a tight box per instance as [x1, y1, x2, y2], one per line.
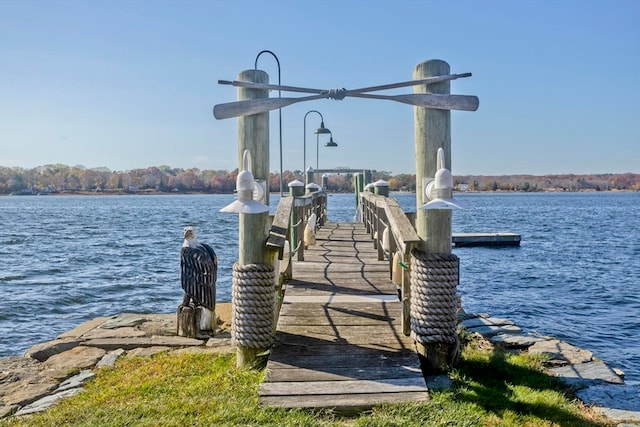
[452, 232, 521, 247]
[259, 222, 429, 412]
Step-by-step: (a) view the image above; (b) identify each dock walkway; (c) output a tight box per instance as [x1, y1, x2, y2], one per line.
[259, 222, 429, 411]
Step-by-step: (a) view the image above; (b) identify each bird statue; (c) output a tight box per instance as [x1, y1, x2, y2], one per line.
[180, 226, 217, 313]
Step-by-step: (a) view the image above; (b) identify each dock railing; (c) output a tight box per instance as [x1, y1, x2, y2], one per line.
[360, 191, 421, 335]
[267, 190, 419, 336]
[267, 190, 327, 280]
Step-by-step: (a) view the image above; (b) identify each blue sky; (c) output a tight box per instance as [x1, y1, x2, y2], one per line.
[1, 0, 638, 175]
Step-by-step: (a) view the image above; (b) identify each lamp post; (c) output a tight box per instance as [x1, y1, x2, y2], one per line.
[317, 132, 338, 183]
[254, 50, 283, 196]
[303, 110, 331, 181]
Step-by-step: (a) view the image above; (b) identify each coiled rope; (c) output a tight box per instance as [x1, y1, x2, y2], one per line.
[410, 250, 459, 344]
[231, 262, 275, 349]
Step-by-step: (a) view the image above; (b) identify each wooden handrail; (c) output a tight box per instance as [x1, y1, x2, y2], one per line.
[360, 192, 420, 256]
[269, 191, 327, 262]
[359, 191, 421, 336]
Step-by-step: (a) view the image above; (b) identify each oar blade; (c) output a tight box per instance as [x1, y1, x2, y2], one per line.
[394, 94, 479, 111]
[213, 97, 302, 119]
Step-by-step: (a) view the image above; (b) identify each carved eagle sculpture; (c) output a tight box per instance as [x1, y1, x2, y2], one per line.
[180, 226, 217, 311]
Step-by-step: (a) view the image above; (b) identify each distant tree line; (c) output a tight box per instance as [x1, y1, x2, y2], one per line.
[0, 164, 638, 195]
[454, 173, 640, 192]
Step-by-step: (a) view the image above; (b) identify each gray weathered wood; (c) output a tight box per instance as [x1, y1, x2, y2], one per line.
[260, 392, 429, 412]
[214, 94, 327, 120]
[176, 305, 196, 338]
[414, 60, 452, 254]
[350, 92, 478, 111]
[260, 222, 428, 411]
[412, 59, 458, 372]
[264, 365, 421, 382]
[266, 196, 293, 249]
[218, 73, 471, 96]
[215, 73, 476, 119]
[383, 198, 421, 255]
[452, 232, 521, 247]
[261, 377, 428, 396]
[236, 69, 271, 367]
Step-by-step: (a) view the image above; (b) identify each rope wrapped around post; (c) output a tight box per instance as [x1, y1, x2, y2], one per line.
[410, 250, 459, 345]
[231, 262, 275, 349]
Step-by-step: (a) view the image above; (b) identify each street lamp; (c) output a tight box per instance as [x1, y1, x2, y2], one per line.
[317, 132, 338, 183]
[254, 50, 283, 196]
[303, 110, 331, 180]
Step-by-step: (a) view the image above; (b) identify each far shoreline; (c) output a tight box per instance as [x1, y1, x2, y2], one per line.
[2, 188, 636, 197]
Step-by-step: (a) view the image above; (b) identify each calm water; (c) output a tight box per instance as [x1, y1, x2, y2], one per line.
[1, 192, 639, 388]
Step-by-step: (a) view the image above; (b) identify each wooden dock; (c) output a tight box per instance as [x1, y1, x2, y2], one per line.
[259, 222, 429, 412]
[452, 232, 521, 247]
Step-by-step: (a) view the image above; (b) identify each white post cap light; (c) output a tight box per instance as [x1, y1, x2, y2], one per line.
[421, 148, 465, 210]
[306, 183, 322, 193]
[221, 150, 270, 214]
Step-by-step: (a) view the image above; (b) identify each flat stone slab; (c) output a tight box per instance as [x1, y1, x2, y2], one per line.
[529, 339, 593, 365]
[14, 388, 83, 416]
[97, 313, 175, 335]
[0, 357, 58, 408]
[56, 370, 95, 392]
[593, 407, 640, 424]
[82, 326, 148, 340]
[100, 313, 149, 329]
[83, 336, 204, 351]
[460, 316, 515, 329]
[96, 349, 125, 368]
[463, 324, 522, 337]
[136, 314, 176, 336]
[550, 361, 624, 388]
[43, 346, 106, 373]
[24, 338, 83, 362]
[57, 316, 113, 339]
[490, 333, 550, 348]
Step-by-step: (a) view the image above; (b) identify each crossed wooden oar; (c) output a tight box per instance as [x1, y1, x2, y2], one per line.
[213, 73, 478, 119]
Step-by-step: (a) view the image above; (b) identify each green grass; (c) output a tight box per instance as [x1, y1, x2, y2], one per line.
[1, 337, 613, 427]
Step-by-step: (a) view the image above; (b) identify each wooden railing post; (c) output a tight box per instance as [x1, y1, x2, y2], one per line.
[376, 202, 385, 261]
[401, 249, 412, 336]
[296, 204, 305, 261]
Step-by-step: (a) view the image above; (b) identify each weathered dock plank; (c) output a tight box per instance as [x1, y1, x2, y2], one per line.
[259, 222, 428, 411]
[452, 232, 521, 247]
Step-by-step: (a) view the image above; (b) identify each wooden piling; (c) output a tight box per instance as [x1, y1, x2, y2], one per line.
[413, 59, 457, 371]
[236, 69, 271, 367]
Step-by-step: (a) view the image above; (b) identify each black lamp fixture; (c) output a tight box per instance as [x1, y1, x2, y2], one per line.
[314, 122, 331, 135]
[316, 132, 338, 183]
[304, 110, 331, 174]
[325, 134, 338, 147]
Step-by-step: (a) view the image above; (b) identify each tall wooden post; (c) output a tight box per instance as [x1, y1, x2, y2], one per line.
[236, 69, 270, 367]
[414, 59, 451, 252]
[413, 59, 457, 370]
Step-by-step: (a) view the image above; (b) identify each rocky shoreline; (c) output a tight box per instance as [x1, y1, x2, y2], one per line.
[1, 304, 638, 425]
[457, 313, 639, 425]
